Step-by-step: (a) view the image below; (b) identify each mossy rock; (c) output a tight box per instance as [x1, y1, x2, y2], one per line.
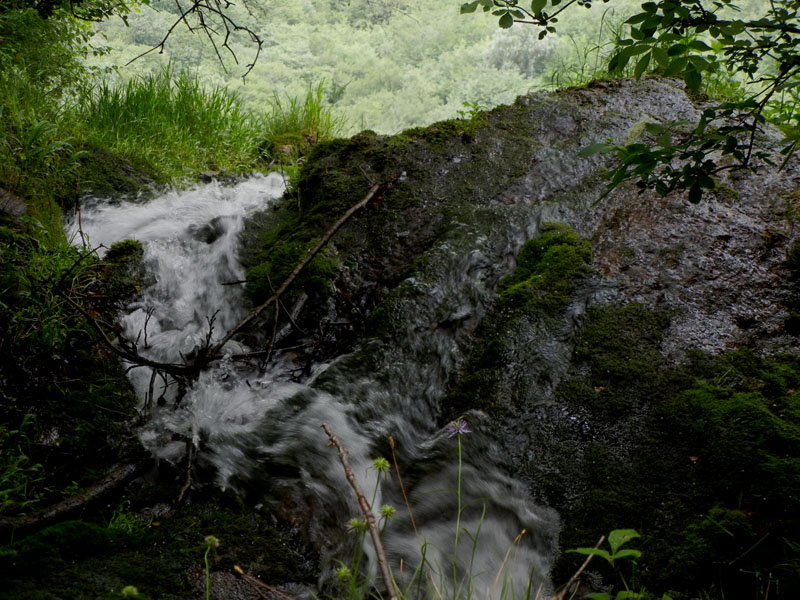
[75, 144, 157, 199]
[441, 223, 592, 419]
[541, 304, 800, 595]
[103, 239, 148, 301]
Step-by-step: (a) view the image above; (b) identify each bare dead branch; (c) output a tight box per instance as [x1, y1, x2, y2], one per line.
[321, 422, 399, 600]
[176, 440, 194, 503]
[233, 565, 296, 600]
[125, 0, 263, 78]
[207, 181, 384, 358]
[0, 461, 151, 540]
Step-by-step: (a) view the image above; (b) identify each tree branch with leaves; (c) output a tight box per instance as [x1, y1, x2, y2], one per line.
[464, 0, 800, 202]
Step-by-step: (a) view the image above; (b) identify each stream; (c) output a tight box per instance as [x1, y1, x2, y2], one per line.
[67, 172, 563, 599]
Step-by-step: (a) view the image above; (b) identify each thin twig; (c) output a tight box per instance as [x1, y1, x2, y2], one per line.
[322, 423, 399, 600]
[552, 535, 606, 600]
[176, 440, 194, 503]
[389, 436, 417, 535]
[207, 181, 385, 358]
[233, 565, 295, 600]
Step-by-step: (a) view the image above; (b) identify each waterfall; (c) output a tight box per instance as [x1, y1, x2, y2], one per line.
[67, 172, 561, 599]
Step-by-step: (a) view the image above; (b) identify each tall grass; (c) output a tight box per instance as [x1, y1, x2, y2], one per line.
[261, 83, 347, 159]
[546, 8, 628, 90]
[77, 67, 264, 178]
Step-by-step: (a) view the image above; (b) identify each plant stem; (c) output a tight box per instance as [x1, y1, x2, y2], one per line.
[204, 545, 212, 600]
[452, 433, 463, 600]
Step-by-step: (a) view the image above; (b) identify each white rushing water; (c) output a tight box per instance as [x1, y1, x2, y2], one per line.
[67, 173, 559, 599]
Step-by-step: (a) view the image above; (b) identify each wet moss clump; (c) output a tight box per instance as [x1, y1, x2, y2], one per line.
[103, 239, 148, 300]
[441, 223, 592, 418]
[496, 223, 592, 313]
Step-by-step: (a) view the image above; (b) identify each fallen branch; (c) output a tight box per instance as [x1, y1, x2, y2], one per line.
[207, 182, 383, 359]
[61, 179, 392, 413]
[233, 565, 296, 600]
[0, 461, 151, 540]
[321, 422, 399, 600]
[176, 440, 194, 503]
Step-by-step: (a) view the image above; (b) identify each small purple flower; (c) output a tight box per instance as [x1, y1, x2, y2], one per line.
[445, 418, 472, 437]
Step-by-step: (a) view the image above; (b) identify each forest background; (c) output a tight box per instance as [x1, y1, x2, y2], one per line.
[86, 0, 763, 135]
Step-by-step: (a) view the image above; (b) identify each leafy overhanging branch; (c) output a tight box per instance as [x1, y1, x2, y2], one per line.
[465, 0, 800, 201]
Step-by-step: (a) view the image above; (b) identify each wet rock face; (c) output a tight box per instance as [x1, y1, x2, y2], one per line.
[589, 173, 798, 357]
[240, 77, 800, 596]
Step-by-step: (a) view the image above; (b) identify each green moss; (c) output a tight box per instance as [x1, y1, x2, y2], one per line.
[497, 223, 592, 311]
[441, 224, 592, 418]
[103, 239, 147, 301]
[75, 144, 158, 198]
[0, 491, 316, 599]
[398, 119, 465, 147]
[543, 304, 800, 595]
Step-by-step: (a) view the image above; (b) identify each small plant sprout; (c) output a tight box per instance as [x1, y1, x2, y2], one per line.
[121, 585, 140, 597]
[348, 517, 369, 533]
[380, 505, 396, 518]
[566, 529, 643, 600]
[336, 565, 353, 581]
[569, 529, 640, 569]
[202, 535, 220, 600]
[372, 457, 390, 472]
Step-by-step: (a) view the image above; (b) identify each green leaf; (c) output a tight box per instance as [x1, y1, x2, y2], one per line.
[667, 43, 687, 57]
[684, 65, 701, 91]
[499, 12, 514, 28]
[626, 12, 649, 24]
[664, 56, 688, 77]
[577, 143, 618, 157]
[689, 182, 703, 203]
[608, 529, 640, 554]
[634, 52, 651, 79]
[620, 44, 651, 59]
[567, 547, 613, 562]
[652, 46, 669, 67]
[688, 39, 712, 52]
[613, 548, 642, 560]
[530, 0, 547, 14]
[615, 592, 645, 600]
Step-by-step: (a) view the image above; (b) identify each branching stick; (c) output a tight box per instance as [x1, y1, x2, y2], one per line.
[207, 181, 382, 358]
[552, 535, 606, 600]
[321, 422, 399, 600]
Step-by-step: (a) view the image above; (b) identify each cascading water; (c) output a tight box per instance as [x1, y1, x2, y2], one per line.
[67, 172, 564, 599]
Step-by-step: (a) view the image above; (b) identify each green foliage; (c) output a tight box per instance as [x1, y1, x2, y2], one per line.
[261, 83, 347, 162]
[568, 529, 646, 600]
[78, 67, 264, 178]
[551, 305, 800, 595]
[0, 415, 43, 515]
[569, 529, 642, 569]
[473, 0, 798, 202]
